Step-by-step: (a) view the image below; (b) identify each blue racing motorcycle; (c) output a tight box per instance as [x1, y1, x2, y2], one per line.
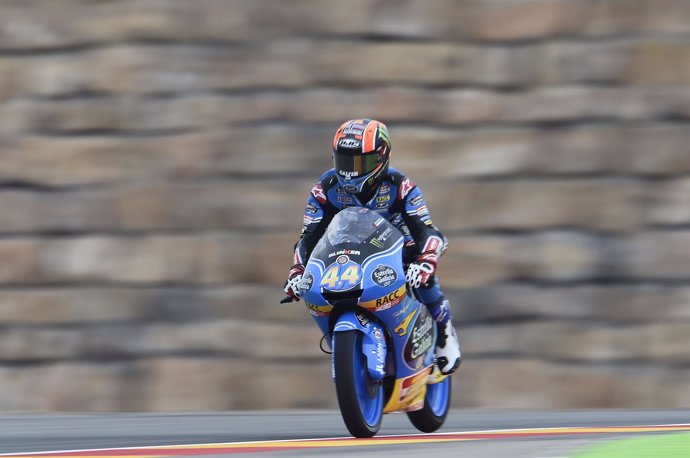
[290, 206, 451, 438]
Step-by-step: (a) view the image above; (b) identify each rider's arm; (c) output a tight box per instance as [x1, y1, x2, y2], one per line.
[293, 176, 338, 265]
[390, 174, 447, 259]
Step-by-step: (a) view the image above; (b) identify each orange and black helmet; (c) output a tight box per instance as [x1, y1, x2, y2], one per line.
[332, 119, 391, 195]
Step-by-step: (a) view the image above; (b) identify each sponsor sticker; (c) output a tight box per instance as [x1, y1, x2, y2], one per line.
[328, 249, 361, 258]
[370, 238, 384, 248]
[409, 195, 423, 207]
[407, 204, 429, 217]
[338, 138, 361, 148]
[404, 312, 434, 370]
[311, 183, 327, 204]
[303, 215, 315, 226]
[399, 178, 415, 199]
[372, 264, 397, 287]
[334, 321, 357, 331]
[423, 236, 443, 254]
[305, 300, 333, 317]
[377, 125, 391, 144]
[393, 301, 412, 318]
[400, 368, 432, 402]
[338, 170, 360, 179]
[305, 203, 318, 214]
[378, 227, 393, 242]
[355, 312, 370, 328]
[394, 309, 416, 336]
[343, 127, 364, 135]
[360, 284, 406, 311]
[299, 272, 314, 292]
[374, 330, 385, 377]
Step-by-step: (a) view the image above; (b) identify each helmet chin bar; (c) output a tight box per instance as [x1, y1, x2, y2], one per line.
[337, 175, 367, 194]
[337, 167, 376, 194]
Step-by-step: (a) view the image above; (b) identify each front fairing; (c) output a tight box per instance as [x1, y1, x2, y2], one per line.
[301, 207, 435, 373]
[301, 208, 437, 413]
[301, 207, 406, 313]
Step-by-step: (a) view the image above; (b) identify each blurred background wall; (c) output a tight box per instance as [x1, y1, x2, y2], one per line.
[0, 0, 689, 411]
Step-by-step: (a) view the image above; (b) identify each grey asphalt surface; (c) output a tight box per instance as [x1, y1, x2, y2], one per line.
[0, 410, 688, 457]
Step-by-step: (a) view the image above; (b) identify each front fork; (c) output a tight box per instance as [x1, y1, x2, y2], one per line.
[332, 310, 387, 382]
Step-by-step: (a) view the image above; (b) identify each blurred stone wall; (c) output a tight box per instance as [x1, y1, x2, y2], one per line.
[0, 0, 689, 411]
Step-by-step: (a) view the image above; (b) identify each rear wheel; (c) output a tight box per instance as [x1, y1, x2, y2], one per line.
[334, 330, 384, 437]
[407, 375, 451, 433]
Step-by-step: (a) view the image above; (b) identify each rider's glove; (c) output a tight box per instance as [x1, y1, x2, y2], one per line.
[284, 264, 305, 301]
[406, 251, 438, 288]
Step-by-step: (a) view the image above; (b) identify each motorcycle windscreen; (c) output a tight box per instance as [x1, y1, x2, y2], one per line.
[310, 207, 402, 259]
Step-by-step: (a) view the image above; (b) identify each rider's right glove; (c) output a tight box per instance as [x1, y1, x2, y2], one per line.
[283, 264, 305, 301]
[405, 250, 438, 288]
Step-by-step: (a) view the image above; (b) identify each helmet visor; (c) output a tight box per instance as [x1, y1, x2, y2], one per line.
[334, 152, 380, 179]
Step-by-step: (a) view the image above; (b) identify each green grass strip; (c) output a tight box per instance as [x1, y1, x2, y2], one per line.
[572, 432, 690, 458]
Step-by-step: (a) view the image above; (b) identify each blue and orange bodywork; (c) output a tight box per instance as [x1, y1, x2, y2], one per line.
[301, 208, 443, 413]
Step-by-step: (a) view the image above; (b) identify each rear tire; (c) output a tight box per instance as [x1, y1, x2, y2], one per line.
[334, 330, 384, 438]
[407, 375, 451, 433]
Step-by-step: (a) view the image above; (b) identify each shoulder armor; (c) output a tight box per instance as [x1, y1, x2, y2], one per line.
[389, 171, 416, 200]
[388, 170, 405, 185]
[310, 172, 338, 205]
[322, 174, 338, 189]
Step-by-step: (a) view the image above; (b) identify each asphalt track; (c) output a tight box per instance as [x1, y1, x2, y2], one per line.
[0, 410, 689, 457]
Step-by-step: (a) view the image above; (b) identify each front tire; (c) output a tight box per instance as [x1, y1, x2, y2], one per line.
[407, 375, 451, 433]
[334, 330, 384, 438]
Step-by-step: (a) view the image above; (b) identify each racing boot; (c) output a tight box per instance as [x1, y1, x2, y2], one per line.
[429, 299, 461, 375]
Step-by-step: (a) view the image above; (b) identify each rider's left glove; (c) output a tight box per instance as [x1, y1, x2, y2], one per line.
[284, 264, 305, 301]
[406, 250, 438, 288]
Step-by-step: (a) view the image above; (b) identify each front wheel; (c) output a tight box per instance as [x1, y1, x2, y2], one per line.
[407, 375, 451, 433]
[334, 330, 385, 438]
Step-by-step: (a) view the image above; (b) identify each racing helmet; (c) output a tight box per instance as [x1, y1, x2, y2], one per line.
[332, 119, 391, 195]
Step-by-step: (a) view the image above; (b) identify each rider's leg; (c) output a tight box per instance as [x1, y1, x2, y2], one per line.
[416, 276, 462, 375]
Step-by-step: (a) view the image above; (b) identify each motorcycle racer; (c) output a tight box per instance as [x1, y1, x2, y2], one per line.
[284, 119, 462, 375]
